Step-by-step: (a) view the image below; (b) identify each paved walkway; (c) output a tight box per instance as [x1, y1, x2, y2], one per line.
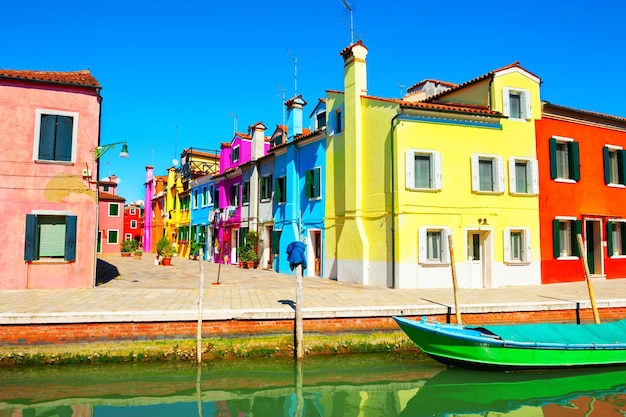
[1, 254, 626, 324]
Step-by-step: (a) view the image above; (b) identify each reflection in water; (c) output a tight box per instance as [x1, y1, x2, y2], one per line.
[0, 354, 624, 417]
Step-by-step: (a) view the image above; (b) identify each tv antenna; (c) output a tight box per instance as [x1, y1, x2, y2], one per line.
[340, 0, 354, 44]
[398, 83, 405, 97]
[228, 111, 238, 134]
[277, 84, 286, 127]
[286, 49, 297, 97]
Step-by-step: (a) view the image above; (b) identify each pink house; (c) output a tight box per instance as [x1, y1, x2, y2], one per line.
[98, 175, 126, 254]
[0, 69, 102, 289]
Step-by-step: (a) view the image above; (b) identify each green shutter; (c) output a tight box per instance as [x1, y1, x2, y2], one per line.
[272, 230, 281, 254]
[552, 219, 561, 258]
[55, 115, 73, 162]
[24, 214, 37, 261]
[622, 223, 626, 254]
[38, 115, 56, 160]
[275, 179, 282, 202]
[570, 141, 580, 181]
[65, 215, 77, 261]
[549, 138, 558, 179]
[313, 167, 321, 198]
[607, 221, 614, 255]
[305, 170, 313, 198]
[572, 220, 583, 257]
[603, 147, 611, 184]
[620, 151, 626, 185]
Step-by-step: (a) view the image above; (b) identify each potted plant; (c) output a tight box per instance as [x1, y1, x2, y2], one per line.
[156, 236, 173, 266]
[238, 231, 259, 269]
[190, 241, 203, 260]
[238, 244, 247, 268]
[121, 239, 137, 257]
[133, 248, 143, 260]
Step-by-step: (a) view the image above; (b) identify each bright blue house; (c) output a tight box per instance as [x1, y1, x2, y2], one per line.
[190, 175, 216, 260]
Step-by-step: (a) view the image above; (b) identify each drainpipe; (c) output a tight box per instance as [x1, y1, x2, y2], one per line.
[390, 107, 403, 289]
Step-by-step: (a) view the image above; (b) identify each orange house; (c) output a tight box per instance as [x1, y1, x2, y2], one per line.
[536, 102, 626, 283]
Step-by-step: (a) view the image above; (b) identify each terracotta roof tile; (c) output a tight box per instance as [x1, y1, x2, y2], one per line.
[0, 69, 100, 89]
[361, 94, 500, 116]
[99, 191, 125, 202]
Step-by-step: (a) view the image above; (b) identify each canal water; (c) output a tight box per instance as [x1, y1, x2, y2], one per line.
[1, 353, 625, 416]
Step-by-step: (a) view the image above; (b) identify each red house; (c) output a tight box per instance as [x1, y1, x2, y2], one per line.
[536, 102, 626, 283]
[124, 202, 143, 244]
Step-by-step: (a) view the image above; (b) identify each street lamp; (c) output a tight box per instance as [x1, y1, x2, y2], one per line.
[94, 140, 129, 160]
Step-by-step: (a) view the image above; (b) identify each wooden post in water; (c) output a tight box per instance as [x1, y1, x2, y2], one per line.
[447, 234, 463, 325]
[576, 234, 601, 324]
[295, 264, 304, 360]
[213, 244, 222, 285]
[197, 248, 205, 365]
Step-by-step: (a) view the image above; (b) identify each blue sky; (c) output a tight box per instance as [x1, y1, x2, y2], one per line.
[3, 1, 625, 202]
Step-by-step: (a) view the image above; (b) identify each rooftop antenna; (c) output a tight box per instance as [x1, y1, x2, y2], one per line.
[340, 0, 354, 44]
[228, 111, 238, 134]
[171, 124, 179, 167]
[398, 83, 405, 98]
[286, 49, 297, 97]
[277, 84, 286, 127]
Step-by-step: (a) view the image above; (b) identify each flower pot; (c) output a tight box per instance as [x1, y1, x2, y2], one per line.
[134, 254, 142, 260]
[162, 257, 172, 266]
[121, 252, 132, 257]
[247, 261, 255, 269]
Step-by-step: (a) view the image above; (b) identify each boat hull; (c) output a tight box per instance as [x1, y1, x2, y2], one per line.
[394, 316, 626, 370]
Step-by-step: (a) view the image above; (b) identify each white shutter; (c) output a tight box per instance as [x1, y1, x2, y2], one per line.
[503, 228, 511, 263]
[433, 151, 442, 190]
[508, 157, 516, 193]
[496, 156, 505, 193]
[405, 150, 415, 189]
[525, 228, 532, 263]
[523, 90, 532, 120]
[471, 154, 479, 191]
[442, 228, 451, 264]
[418, 227, 427, 263]
[530, 159, 539, 194]
[502, 88, 511, 117]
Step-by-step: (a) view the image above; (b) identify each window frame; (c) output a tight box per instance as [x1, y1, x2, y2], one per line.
[232, 145, 240, 163]
[471, 154, 505, 194]
[109, 203, 120, 217]
[549, 136, 580, 182]
[202, 186, 208, 207]
[603, 145, 626, 187]
[276, 176, 287, 204]
[230, 183, 240, 206]
[305, 166, 322, 199]
[108, 229, 119, 245]
[24, 213, 77, 262]
[502, 87, 531, 121]
[242, 180, 250, 205]
[552, 217, 581, 259]
[607, 219, 626, 258]
[130, 220, 137, 229]
[504, 227, 532, 264]
[418, 226, 451, 265]
[33, 109, 79, 163]
[508, 157, 539, 195]
[260, 175, 273, 201]
[405, 149, 442, 191]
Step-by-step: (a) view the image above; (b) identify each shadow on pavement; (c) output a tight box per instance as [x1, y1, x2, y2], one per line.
[95, 259, 120, 286]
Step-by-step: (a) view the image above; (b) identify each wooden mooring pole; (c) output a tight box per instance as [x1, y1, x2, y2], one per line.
[448, 234, 463, 325]
[295, 264, 304, 360]
[576, 234, 601, 324]
[197, 248, 205, 365]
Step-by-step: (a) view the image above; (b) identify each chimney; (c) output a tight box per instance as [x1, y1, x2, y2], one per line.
[341, 40, 368, 98]
[285, 95, 307, 142]
[250, 122, 267, 161]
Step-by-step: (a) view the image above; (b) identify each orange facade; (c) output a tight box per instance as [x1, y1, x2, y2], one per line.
[536, 103, 626, 283]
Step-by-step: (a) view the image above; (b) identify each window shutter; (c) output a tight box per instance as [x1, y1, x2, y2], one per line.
[620, 150, 626, 185]
[433, 151, 442, 190]
[441, 228, 450, 264]
[272, 230, 281, 254]
[55, 115, 73, 162]
[508, 158, 516, 193]
[418, 227, 427, 263]
[552, 219, 561, 259]
[603, 147, 611, 184]
[502, 88, 510, 117]
[573, 220, 582, 257]
[405, 151, 415, 189]
[523, 91, 532, 120]
[471, 155, 479, 191]
[305, 170, 312, 198]
[38, 115, 56, 160]
[496, 156, 505, 193]
[549, 138, 558, 179]
[503, 228, 511, 263]
[530, 159, 539, 194]
[24, 214, 37, 261]
[275, 179, 282, 202]
[313, 167, 321, 198]
[570, 141, 581, 181]
[607, 221, 614, 255]
[65, 215, 77, 261]
[621, 223, 626, 254]
[525, 228, 532, 263]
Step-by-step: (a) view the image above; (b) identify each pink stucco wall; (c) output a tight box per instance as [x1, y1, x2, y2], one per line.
[0, 79, 101, 289]
[98, 199, 125, 254]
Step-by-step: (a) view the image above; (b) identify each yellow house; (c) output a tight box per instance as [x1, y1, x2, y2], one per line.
[326, 41, 541, 289]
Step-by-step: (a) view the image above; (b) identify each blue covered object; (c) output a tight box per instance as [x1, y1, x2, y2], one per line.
[286, 241, 307, 271]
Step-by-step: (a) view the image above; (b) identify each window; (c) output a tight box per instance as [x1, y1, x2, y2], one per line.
[124, 233, 132, 241]
[508, 157, 539, 194]
[24, 214, 77, 261]
[130, 208, 136, 215]
[552, 218, 581, 258]
[261, 175, 273, 200]
[230, 183, 240, 206]
[232, 146, 240, 163]
[242, 181, 250, 205]
[603, 146, 626, 186]
[305, 167, 321, 199]
[193, 190, 199, 209]
[502, 87, 531, 120]
[471, 154, 504, 193]
[549, 137, 580, 181]
[34, 110, 78, 162]
[418, 227, 450, 264]
[213, 188, 220, 207]
[276, 177, 286, 204]
[202, 187, 208, 206]
[335, 109, 342, 134]
[130, 220, 137, 229]
[316, 111, 326, 129]
[109, 203, 119, 216]
[607, 220, 626, 256]
[406, 149, 442, 190]
[108, 230, 119, 245]
[504, 227, 531, 263]
[103, 185, 109, 192]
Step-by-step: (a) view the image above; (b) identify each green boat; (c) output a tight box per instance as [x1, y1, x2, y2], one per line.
[394, 316, 626, 370]
[399, 366, 626, 416]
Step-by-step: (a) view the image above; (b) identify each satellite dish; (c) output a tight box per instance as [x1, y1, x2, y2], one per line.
[172, 159, 179, 167]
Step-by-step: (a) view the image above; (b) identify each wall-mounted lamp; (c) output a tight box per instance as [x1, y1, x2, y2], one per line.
[94, 140, 130, 160]
[478, 218, 489, 226]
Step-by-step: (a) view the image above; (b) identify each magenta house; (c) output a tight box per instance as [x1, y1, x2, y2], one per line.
[0, 69, 102, 289]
